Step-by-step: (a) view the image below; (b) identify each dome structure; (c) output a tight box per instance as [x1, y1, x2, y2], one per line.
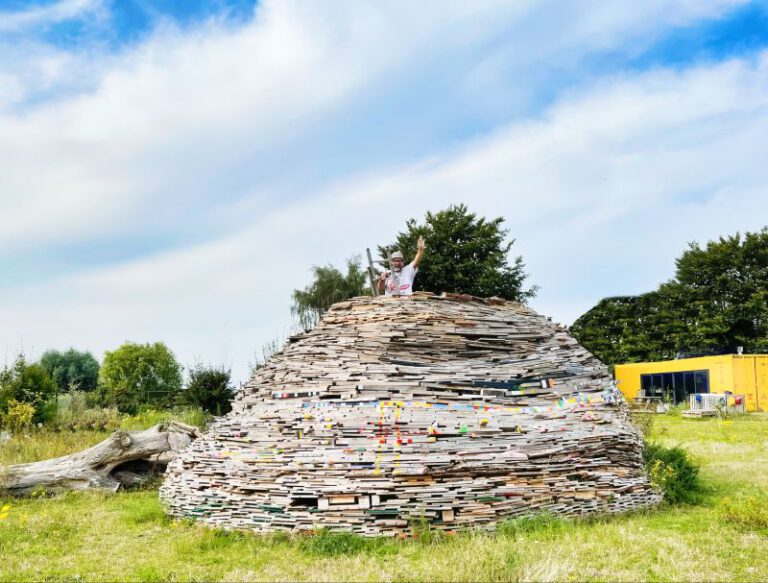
[161, 293, 659, 535]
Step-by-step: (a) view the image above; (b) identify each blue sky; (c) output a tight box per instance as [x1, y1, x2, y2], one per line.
[1, 0, 257, 45]
[1, 0, 767, 380]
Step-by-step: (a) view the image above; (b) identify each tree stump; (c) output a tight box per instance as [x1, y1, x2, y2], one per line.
[1, 421, 200, 495]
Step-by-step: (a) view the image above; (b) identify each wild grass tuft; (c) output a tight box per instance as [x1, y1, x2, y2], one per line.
[121, 495, 171, 526]
[719, 487, 768, 531]
[120, 407, 208, 431]
[629, 410, 655, 438]
[195, 528, 249, 551]
[496, 512, 570, 538]
[298, 528, 400, 557]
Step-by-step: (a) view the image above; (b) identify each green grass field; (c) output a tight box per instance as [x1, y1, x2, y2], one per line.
[1, 415, 767, 582]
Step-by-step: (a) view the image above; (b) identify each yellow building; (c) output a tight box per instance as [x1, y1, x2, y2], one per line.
[614, 354, 768, 412]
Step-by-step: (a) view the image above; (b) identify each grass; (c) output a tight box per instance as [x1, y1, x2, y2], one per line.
[1, 415, 767, 581]
[0, 407, 207, 466]
[0, 430, 111, 466]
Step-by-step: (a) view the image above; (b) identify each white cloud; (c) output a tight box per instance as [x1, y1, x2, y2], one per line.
[0, 1, 750, 252]
[1, 1, 515, 250]
[3, 50, 767, 381]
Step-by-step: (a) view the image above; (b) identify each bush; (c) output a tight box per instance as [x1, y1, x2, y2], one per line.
[68, 408, 122, 432]
[0, 400, 36, 432]
[0, 354, 57, 426]
[643, 442, 702, 504]
[181, 365, 235, 415]
[37, 399, 60, 425]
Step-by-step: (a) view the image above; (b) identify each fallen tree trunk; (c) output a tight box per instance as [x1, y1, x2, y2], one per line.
[1, 421, 200, 496]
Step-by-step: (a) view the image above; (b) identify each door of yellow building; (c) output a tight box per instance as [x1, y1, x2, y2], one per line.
[756, 356, 768, 412]
[734, 357, 758, 412]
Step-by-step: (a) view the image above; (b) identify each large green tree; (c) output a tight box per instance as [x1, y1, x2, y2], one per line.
[40, 348, 100, 394]
[573, 228, 768, 365]
[570, 293, 680, 365]
[378, 204, 537, 301]
[99, 342, 182, 414]
[662, 230, 768, 354]
[291, 256, 370, 330]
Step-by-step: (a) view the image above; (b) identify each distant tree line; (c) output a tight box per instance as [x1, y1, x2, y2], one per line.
[572, 228, 768, 365]
[0, 342, 237, 431]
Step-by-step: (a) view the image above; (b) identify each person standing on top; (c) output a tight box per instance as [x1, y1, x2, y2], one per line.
[378, 236, 425, 296]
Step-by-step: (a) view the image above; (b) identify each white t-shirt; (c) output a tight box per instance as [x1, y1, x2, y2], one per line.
[385, 264, 418, 296]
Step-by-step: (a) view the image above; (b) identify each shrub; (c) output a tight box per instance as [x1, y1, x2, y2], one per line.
[0, 354, 57, 425]
[643, 442, 702, 504]
[37, 399, 60, 425]
[181, 365, 235, 415]
[0, 400, 35, 432]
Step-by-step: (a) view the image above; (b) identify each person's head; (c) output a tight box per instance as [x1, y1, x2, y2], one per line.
[389, 251, 405, 272]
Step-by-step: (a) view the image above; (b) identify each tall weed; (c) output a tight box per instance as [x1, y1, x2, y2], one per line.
[719, 488, 768, 531]
[629, 411, 655, 438]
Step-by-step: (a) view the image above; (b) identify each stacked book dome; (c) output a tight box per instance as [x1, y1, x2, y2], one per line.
[161, 293, 659, 535]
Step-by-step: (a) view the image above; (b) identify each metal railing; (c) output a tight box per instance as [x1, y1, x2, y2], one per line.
[688, 393, 746, 414]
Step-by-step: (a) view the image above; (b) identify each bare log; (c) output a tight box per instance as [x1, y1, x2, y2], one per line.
[1, 421, 200, 495]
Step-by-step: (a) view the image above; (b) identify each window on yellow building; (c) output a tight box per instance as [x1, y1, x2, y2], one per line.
[640, 370, 709, 403]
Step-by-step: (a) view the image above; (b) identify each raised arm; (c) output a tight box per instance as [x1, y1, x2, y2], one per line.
[411, 236, 425, 268]
[377, 269, 388, 294]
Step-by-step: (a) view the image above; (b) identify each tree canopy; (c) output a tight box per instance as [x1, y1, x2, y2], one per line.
[99, 342, 182, 414]
[291, 256, 370, 330]
[572, 228, 768, 365]
[40, 349, 100, 393]
[377, 204, 537, 301]
[181, 364, 235, 415]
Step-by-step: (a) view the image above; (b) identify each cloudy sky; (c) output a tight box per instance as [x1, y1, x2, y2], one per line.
[1, 0, 767, 381]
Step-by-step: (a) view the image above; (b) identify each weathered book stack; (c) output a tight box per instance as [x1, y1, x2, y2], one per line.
[161, 293, 660, 535]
